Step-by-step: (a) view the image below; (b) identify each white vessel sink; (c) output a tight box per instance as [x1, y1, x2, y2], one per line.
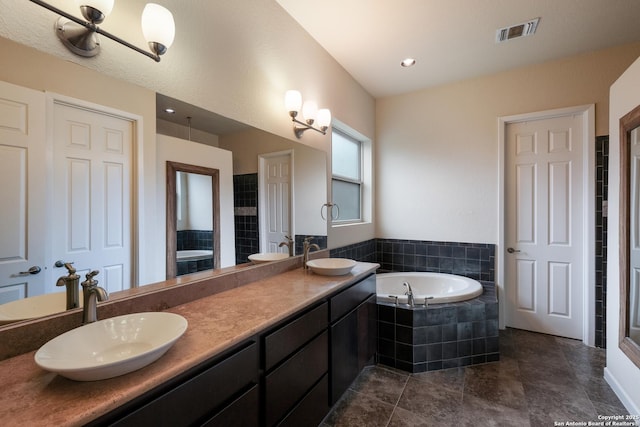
[35, 312, 188, 381]
[306, 258, 357, 276]
[248, 252, 290, 263]
[0, 292, 82, 325]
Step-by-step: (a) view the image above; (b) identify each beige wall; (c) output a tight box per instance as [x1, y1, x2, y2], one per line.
[376, 42, 640, 245]
[606, 54, 640, 414]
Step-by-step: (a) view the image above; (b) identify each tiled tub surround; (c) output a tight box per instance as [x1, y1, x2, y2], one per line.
[0, 258, 377, 426]
[176, 230, 214, 276]
[377, 283, 499, 373]
[330, 239, 495, 282]
[330, 239, 498, 373]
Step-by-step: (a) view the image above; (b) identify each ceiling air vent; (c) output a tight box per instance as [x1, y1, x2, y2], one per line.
[496, 17, 540, 43]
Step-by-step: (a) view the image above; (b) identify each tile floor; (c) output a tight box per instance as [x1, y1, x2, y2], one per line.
[322, 328, 630, 427]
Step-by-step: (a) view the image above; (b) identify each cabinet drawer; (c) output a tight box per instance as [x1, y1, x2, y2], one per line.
[265, 302, 328, 371]
[109, 342, 258, 426]
[202, 384, 259, 427]
[278, 374, 329, 427]
[265, 331, 328, 426]
[330, 274, 375, 323]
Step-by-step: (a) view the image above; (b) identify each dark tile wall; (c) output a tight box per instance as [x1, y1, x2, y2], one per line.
[595, 136, 609, 348]
[233, 174, 259, 264]
[176, 258, 214, 276]
[330, 239, 495, 282]
[176, 230, 214, 276]
[294, 235, 328, 256]
[377, 283, 499, 373]
[176, 230, 213, 251]
[328, 238, 376, 263]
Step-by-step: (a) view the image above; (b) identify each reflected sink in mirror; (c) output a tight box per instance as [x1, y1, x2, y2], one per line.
[248, 253, 290, 264]
[34, 312, 188, 381]
[0, 292, 83, 325]
[306, 258, 357, 276]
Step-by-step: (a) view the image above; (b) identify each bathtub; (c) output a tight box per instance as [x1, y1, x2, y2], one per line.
[377, 272, 483, 305]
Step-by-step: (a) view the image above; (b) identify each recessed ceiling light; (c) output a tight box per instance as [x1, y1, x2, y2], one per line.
[401, 58, 416, 67]
[164, 108, 176, 114]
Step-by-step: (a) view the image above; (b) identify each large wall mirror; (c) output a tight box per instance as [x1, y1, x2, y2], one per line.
[157, 93, 328, 273]
[619, 103, 640, 368]
[0, 80, 326, 330]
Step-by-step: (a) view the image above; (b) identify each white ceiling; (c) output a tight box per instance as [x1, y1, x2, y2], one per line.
[276, 0, 640, 98]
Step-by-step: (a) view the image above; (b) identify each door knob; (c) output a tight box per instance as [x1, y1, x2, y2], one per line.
[507, 247, 521, 254]
[19, 266, 42, 275]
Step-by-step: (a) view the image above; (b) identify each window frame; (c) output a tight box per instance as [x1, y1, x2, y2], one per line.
[331, 128, 363, 224]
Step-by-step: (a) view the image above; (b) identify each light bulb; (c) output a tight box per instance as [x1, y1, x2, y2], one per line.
[302, 101, 318, 124]
[317, 109, 331, 129]
[285, 90, 302, 115]
[142, 3, 176, 50]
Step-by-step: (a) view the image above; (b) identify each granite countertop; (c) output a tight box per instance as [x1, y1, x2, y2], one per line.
[0, 262, 379, 427]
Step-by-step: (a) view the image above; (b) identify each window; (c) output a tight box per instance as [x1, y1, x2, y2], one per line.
[332, 129, 362, 222]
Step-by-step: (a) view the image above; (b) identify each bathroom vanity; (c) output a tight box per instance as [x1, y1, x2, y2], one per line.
[0, 261, 378, 426]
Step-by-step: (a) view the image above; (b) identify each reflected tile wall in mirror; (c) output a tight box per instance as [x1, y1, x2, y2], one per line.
[234, 174, 259, 264]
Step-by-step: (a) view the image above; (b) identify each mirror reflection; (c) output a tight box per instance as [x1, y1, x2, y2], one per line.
[166, 162, 221, 279]
[0, 88, 328, 327]
[620, 103, 640, 368]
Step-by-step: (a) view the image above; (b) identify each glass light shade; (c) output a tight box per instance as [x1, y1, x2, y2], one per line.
[141, 3, 176, 49]
[76, 0, 114, 16]
[317, 109, 331, 128]
[285, 90, 302, 113]
[302, 101, 318, 122]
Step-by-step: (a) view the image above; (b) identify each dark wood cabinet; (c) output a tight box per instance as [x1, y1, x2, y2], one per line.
[263, 302, 329, 426]
[88, 341, 259, 427]
[329, 275, 376, 404]
[88, 273, 377, 427]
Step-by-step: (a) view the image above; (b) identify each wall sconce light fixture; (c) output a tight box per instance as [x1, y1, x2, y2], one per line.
[29, 0, 175, 62]
[285, 90, 331, 138]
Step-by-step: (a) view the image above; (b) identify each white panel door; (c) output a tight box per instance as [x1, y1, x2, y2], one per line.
[0, 81, 46, 302]
[629, 127, 640, 342]
[260, 153, 291, 253]
[505, 115, 584, 339]
[52, 102, 132, 294]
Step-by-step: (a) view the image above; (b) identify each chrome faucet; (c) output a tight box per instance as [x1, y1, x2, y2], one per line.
[55, 262, 80, 310]
[279, 235, 294, 256]
[403, 282, 415, 307]
[81, 270, 109, 324]
[303, 237, 320, 269]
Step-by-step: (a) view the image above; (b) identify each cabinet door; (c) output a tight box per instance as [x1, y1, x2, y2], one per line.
[358, 295, 377, 370]
[330, 309, 358, 404]
[330, 294, 377, 405]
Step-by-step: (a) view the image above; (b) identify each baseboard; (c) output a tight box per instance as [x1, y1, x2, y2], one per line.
[604, 367, 640, 420]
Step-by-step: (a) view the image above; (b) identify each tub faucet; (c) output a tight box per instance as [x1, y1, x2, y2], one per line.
[279, 235, 294, 256]
[55, 262, 80, 310]
[403, 282, 415, 307]
[303, 237, 320, 269]
[81, 270, 109, 324]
